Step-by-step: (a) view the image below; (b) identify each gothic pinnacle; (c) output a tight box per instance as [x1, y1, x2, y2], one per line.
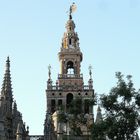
[1, 56, 13, 99]
[13, 100, 17, 110]
[95, 106, 103, 124]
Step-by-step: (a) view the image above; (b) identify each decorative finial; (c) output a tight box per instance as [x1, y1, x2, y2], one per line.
[69, 2, 77, 19]
[6, 56, 10, 70]
[27, 126, 29, 134]
[48, 64, 51, 79]
[13, 100, 17, 109]
[89, 65, 92, 79]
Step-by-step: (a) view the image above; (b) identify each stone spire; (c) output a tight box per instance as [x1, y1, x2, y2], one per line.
[1, 56, 13, 102]
[0, 57, 13, 139]
[1, 56, 13, 118]
[95, 106, 103, 124]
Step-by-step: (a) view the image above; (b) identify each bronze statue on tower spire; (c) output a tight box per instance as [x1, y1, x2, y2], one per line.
[69, 2, 77, 19]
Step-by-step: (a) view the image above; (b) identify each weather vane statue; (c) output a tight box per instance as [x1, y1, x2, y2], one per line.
[48, 64, 51, 79]
[69, 2, 77, 19]
[89, 65, 92, 79]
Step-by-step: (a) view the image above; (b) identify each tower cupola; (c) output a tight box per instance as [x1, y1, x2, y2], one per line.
[65, 18, 75, 32]
[61, 3, 79, 50]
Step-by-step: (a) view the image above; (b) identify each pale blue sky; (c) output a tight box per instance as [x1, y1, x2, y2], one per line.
[0, 0, 140, 135]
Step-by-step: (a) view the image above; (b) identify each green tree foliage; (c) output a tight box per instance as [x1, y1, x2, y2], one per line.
[68, 98, 87, 136]
[57, 95, 96, 136]
[92, 72, 140, 140]
[68, 96, 96, 136]
[92, 121, 107, 140]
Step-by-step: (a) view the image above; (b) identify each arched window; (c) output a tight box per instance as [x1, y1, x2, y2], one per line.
[67, 61, 74, 74]
[66, 93, 73, 111]
[58, 99, 62, 106]
[69, 38, 72, 45]
[51, 99, 56, 113]
[84, 99, 89, 114]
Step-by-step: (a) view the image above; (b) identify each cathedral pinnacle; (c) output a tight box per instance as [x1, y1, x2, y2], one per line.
[13, 101, 17, 111]
[1, 57, 12, 97]
[95, 106, 103, 124]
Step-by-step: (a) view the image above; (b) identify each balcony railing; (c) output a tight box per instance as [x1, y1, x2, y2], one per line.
[47, 85, 92, 91]
[29, 135, 43, 140]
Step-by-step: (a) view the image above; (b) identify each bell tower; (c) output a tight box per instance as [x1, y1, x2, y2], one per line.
[59, 8, 82, 76]
[45, 4, 94, 138]
[58, 5, 83, 89]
